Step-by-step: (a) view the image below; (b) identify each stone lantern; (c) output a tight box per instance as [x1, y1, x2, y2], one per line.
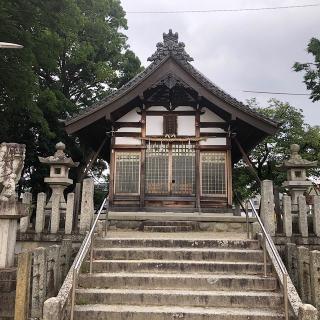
[282, 144, 317, 205]
[39, 142, 79, 210]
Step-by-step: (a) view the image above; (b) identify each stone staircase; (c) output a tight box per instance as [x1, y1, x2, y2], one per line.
[74, 231, 285, 319]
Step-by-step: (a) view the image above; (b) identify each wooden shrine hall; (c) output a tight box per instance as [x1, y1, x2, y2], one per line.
[65, 30, 278, 212]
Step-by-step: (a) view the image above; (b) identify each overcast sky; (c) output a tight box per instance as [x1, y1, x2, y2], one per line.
[121, 0, 320, 126]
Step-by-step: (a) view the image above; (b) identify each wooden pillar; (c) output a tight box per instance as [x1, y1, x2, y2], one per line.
[140, 106, 146, 208]
[226, 137, 233, 207]
[109, 125, 115, 206]
[195, 104, 201, 211]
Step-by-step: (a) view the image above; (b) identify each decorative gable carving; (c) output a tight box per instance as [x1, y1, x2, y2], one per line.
[148, 29, 194, 64]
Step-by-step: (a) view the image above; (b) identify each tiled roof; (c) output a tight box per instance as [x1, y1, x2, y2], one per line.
[66, 30, 278, 127]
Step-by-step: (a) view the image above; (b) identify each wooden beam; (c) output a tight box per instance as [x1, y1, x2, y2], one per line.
[200, 122, 227, 129]
[141, 111, 200, 116]
[80, 136, 108, 181]
[200, 132, 227, 138]
[198, 145, 228, 151]
[114, 122, 142, 128]
[113, 145, 144, 149]
[233, 136, 261, 183]
[114, 132, 141, 137]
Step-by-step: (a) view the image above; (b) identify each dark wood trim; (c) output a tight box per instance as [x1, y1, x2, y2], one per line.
[142, 111, 199, 116]
[200, 122, 227, 129]
[140, 107, 146, 207]
[114, 132, 141, 137]
[113, 145, 144, 149]
[200, 196, 228, 200]
[114, 195, 140, 200]
[233, 137, 261, 183]
[200, 132, 227, 138]
[195, 106, 201, 211]
[66, 58, 278, 137]
[198, 145, 229, 151]
[114, 122, 142, 128]
[226, 149, 233, 206]
[145, 196, 196, 201]
[109, 135, 115, 205]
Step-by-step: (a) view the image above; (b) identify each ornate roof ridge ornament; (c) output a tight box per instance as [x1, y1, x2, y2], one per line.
[148, 29, 194, 64]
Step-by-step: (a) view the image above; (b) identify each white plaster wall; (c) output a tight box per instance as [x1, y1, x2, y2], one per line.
[115, 137, 141, 145]
[200, 108, 225, 122]
[146, 116, 163, 136]
[148, 106, 167, 111]
[177, 116, 195, 136]
[200, 127, 226, 133]
[200, 137, 226, 145]
[118, 108, 141, 122]
[117, 127, 141, 133]
[175, 106, 194, 111]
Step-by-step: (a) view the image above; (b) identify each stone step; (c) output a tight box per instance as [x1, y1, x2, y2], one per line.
[74, 304, 284, 320]
[93, 247, 264, 262]
[84, 259, 272, 274]
[143, 225, 193, 232]
[78, 273, 278, 291]
[94, 238, 260, 249]
[75, 288, 283, 309]
[143, 220, 198, 227]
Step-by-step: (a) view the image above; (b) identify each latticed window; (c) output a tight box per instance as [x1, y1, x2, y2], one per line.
[114, 152, 140, 194]
[201, 152, 226, 196]
[163, 115, 177, 135]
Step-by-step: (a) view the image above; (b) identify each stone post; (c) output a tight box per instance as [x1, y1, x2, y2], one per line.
[79, 178, 94, 234]
[0, 200, 26, 268]
[310, 250, 320, 310]
[14, 251, 32, 320]
[59, 239, 72, 282]
[260, 180, 276, 236]
[298, 304, 318, 320]
[20, 192, 32, 232]
[298, 195, 308, 237]
[50, 193, 61, 234]
[312, 195, 320, 237]
[283, 195, 292, 237]
[35, 192, 46, 233]
[46, 245, 61, 296]
[297, 246, 312, 304]
[285, 243, 299, 289]
[43, 297, 61, 320]
[31, 247, 47, 319]
[0, 143, 26, 268]
[65, 193, 74, 234]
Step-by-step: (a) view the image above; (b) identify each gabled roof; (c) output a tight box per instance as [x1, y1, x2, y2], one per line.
[65, 29, 278, 134]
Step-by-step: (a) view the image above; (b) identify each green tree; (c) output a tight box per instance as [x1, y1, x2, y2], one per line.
[233, 99, 320, 200]
[0, 0, 142, 193]
[293, 37, 320, 102]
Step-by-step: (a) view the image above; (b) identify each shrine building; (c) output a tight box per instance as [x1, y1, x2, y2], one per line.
[65, 30, 278, 212]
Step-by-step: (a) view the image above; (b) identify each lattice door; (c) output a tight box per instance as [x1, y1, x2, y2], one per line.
[145, 143, 169, 194]
[171, 144, 195, 195]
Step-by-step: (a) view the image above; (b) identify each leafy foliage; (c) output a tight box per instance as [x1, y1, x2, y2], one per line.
[293, 37, 320, 102]
[234, 99, 320, 200]
[0, 0, 142, 192]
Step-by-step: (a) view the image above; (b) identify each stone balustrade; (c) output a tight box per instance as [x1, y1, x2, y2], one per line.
[18, 177, 95, 237]
[13, 240, 73, 320]
[285, 243, 320, 312]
